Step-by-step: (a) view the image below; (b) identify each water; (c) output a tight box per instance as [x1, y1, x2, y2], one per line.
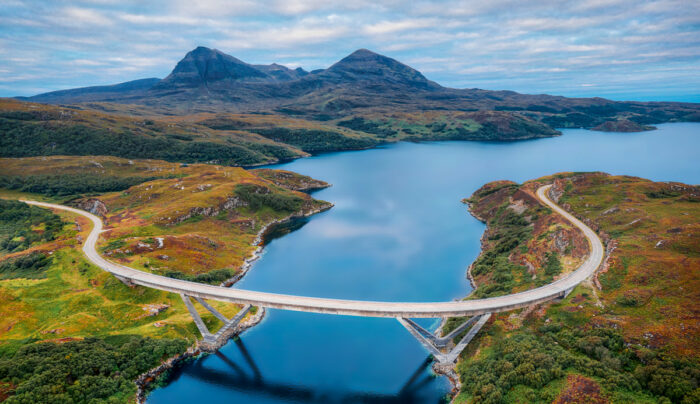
[148, 123, 699, 403]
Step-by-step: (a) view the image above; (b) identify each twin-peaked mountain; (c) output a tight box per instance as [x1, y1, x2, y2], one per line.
[22, 46, 700, 129]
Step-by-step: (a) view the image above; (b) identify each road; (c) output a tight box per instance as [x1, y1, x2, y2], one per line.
[22, 184, 603, 318]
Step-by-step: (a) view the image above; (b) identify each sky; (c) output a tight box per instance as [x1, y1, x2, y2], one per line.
[1, 0, 699, 101]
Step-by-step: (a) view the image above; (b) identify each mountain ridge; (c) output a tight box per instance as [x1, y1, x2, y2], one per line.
[18, 46, 700, 131]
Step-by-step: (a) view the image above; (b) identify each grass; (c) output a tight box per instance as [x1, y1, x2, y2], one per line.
[0, 156, 333, 402]
[452, 172, 700, 403]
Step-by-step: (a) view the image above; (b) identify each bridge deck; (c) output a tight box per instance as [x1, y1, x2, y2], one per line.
[24, 184, 603, 318]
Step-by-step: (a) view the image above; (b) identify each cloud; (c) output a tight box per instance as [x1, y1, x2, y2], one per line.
[56, 7, 113, 27]
[364, 18, 438, 35]
[0, 0, 697, 100]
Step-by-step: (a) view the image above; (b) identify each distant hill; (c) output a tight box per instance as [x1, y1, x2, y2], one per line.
[20, 78, 160, 103]
[18, 46, 700, 134]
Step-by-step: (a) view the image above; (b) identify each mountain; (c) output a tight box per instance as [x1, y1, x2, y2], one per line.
[20, 78, 160, 103]
[313, 48, 440, 89]
[20, 46, 700, 131]
[153, 47, 307, 91]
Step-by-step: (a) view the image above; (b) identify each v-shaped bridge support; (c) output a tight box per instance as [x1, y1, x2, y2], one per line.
[398, 313, 491, 364]
[181, 294, 252, 348]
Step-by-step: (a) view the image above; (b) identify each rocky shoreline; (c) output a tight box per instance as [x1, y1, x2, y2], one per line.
[135, 201, 333, 402]
[221, 201, 333, 287]
[429, 199, 487, 399]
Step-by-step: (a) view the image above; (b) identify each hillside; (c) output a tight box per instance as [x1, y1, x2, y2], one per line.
[0, 97, 561, 164]
[450, 173, 699, 403]
[0, 99, 385, 166]
[0, 156, 332, 402]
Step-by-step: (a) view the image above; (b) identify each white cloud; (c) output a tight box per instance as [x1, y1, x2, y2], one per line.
[364, 18, 438, 35]
[57, 7, 113, 27]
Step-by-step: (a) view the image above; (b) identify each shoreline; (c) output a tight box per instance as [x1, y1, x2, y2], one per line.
[135, 201, 333, 402]
[431, 199, 487, 399]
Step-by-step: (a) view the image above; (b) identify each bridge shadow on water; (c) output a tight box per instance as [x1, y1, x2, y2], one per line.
[163, 337, 445, 403]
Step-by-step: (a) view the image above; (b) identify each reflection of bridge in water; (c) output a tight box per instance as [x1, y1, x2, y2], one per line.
[178, 337, 441, 403]
[23, 184, 603, 365]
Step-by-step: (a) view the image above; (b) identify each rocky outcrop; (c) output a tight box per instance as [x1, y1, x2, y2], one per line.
[165, 196, 248, 225]
[72, 198, 108, 217]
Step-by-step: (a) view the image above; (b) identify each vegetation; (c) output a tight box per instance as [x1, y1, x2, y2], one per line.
[0, 336, 188, 403]
[234, 184, 304, 212]
[0, 117, 274, 166]
[0, 200, 64, 252]
[0, 175, 163, 197]
[0, 252, 52, 280]
[0, 99, 305, 167]
[337, 117, 398, 138]
[458, 324, 699, 403]
[543, 252, 562, 276]
[71, 159, 331, 279]
[464, 184, 571, 300]
[452, 173, 700, 403]
[247, 127, 377, 153]
[0, 156, 333, 402]
[164, 268, 235, 285]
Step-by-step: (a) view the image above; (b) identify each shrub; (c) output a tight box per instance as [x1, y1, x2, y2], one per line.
[234, 184, 304, 212]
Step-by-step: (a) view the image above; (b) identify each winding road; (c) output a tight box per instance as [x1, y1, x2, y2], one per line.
[22, 184, 603, 318]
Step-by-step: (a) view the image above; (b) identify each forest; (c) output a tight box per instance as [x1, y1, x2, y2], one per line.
[0, 336, 189, 404]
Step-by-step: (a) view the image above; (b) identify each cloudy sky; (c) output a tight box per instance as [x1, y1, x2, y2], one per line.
[1, 0, 699, 101]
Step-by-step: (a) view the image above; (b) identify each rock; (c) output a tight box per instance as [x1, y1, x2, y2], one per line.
[72, 198, 108, 217]
[601, 206, 619, 215]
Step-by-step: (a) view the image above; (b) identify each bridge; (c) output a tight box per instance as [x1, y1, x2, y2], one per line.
[23, 184, 604, 364]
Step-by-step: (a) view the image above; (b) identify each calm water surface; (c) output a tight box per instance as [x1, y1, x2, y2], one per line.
[148, 123, 699, 403]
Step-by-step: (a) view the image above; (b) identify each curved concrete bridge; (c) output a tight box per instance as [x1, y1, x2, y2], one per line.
[23, 184, 604, 363]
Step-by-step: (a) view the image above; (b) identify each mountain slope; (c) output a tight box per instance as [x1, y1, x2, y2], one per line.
[20, 78, 160, 103]
[19, 46, 700, 134]
[153, 46, 308, 91]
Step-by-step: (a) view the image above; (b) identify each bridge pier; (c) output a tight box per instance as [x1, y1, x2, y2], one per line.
[180, 294, 252, 349]
[555, 286, 575, 301]
[398, 313, 491, 364]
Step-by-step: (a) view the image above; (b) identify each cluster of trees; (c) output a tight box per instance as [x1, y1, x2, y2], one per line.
[163, 268, 236, 285]
[543, 252, 563, 277]
[0, 118, 276, 166]
[457, 325, 699, 403]
[471, 207, 533, 298]
[336, 117, 398, 138]
[242, 142, 300, 162]
[234, 184, 304, 212]
[0, 200, 63, 252]
[0, 252, 51, 280]
[248, 128, 377, 153]
[0, 336, 189, 404]
[0, 175, 160, 197]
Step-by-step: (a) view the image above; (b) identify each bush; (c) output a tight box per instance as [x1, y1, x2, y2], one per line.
[0, 336, 188, 403]
[249, 127, 377, 153]
[234, 184, 304, 212]
[0, 199, 64, 252]
[458, 325, 699, 403]
[0, 118, 272, 166]
[544, 252, 563, 276]
[164, 268, 236, 285]
[0, 252, 51, 279]
[0, 174, 162, 197]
